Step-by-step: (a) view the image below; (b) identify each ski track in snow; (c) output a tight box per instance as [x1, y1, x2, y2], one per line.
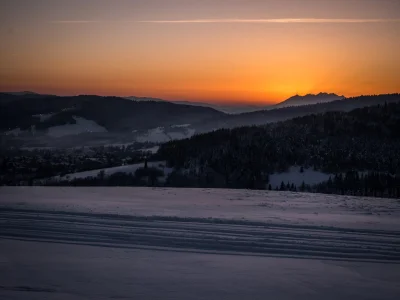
[1, 187, 399, 263]
[1, 208, 400, 262]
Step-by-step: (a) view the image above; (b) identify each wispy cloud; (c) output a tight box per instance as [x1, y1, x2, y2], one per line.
[136, 18, 400, 24]
[49, 20, 100, 24]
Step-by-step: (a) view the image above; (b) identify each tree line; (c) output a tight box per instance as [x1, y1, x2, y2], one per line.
[154, 102, 400, 198]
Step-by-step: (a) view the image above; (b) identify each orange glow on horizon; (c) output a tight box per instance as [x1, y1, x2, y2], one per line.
[1, 1, 399, 105]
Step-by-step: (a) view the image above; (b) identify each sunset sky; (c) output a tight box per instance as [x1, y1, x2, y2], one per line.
[1, 0, 399, 104]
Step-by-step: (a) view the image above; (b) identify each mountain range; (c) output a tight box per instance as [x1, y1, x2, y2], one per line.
[1, 92, 399, 148]
[126, 92, 344, 114]
[3, 91, 345, 115]
[272, 93, 345, 109]
[125, 96, 268, 114]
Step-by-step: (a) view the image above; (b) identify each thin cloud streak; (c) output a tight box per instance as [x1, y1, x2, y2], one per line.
[137, 18, 400, 24]
[49, 20, 100, 24]
[48, 18, 400, 25]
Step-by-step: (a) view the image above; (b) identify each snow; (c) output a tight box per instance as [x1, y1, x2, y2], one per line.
[168, 128, 196, 140]
[171, 124, 191, 128]
[47, 117, 107, 138]
[139, 145, 160, 153]
[1, 187, 399, 230]
[1, 187, 399, 299]
[33, 113, 54, 122]
[270, 166, 333, 189]
[55, 161, 171, 181]
[103, 142, 135, 148]
[20, 146, 55, 151]
[136, 127, 170, 143]
[1, 240, 399, 300]
[136, 127, 196, 143]
[5, 128, 24, 136]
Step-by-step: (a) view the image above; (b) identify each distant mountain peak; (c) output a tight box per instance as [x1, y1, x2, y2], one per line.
[275, 93, 344, 108]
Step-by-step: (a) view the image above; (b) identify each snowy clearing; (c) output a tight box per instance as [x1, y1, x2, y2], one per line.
[54, 161, 171, 181]
[4, 128, 25, 136]
[0, 187, 399, 299]
[138, 145, 160, 153]
[270, 166, 333, 188]
[136, 127, 195, 143]
[136, 127, 169, 143]
[33, 113, 54, 122]
[171, 124, 191, 128]
[47, 117, 107, 138]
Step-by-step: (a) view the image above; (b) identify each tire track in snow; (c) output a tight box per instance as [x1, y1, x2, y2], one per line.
[0, 208, 400, 262]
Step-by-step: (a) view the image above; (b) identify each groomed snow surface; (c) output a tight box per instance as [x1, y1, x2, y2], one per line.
[1, 187, 399, 300]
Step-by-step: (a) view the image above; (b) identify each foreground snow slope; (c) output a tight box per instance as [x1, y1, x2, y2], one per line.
[1, 187, 399, 299]
[1, 187, 398, 230]
[1, 239, 399, 300]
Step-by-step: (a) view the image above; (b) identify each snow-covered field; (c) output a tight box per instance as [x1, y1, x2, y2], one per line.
[0, 187, 399, 299]
[33, 113, 55, 122]
[5, 127, 26, 136]
[54, 161, 171, 181]
[4, 116, 108, 138]
[269, 166, 333, 188]
[136, 127, 195, 143]
[138, 145, 160, 153]
[47, 117, 107, 137]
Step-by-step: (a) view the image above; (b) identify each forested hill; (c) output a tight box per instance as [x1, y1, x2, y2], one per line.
[0, 94, 225, 132]
[192, 94, 400, 132]
[2, 93, 399, 136]
[156, 102, 400, 196]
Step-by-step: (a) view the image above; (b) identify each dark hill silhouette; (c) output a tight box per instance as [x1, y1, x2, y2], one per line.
[192, 94, 400, 133]
[1, 93, 399, 140]
[0, 94, 225, 132]
[274, 93, 344, 109]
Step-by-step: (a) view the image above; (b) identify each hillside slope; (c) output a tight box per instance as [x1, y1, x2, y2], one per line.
[1, 187, 399, 299]
[274, 93, 344, 109]
[0, 94, 225, 133]
[193, 94, 400, 132]
[157, 101, 400, 195]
